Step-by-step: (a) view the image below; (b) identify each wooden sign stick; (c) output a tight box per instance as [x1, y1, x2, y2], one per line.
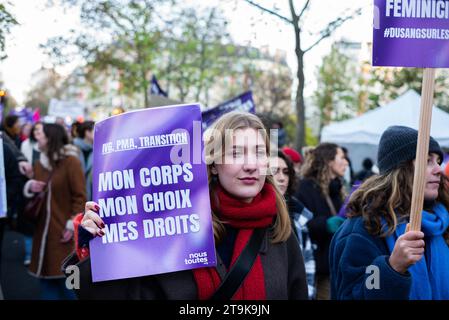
[409, 68, 436, 231]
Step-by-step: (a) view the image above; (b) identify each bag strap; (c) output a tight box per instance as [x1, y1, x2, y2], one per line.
[325, 194, 337, 216]
[40, 171, 54, 193]
[210, 228, 266, 301]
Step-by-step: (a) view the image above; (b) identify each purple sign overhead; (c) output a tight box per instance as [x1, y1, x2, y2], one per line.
[373, 0, 449, 67]
[90, 104, 216, 282]
[202, 91, 255, 130]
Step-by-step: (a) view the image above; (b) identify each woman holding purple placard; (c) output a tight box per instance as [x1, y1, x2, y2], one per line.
[62, 111, 308, 300]
[330, 126, 449, 300]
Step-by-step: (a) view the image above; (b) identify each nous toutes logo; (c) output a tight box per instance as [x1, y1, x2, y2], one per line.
[185, 251, 209, 265]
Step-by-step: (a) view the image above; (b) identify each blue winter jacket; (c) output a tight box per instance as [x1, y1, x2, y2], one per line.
[329, 216, 412, 300]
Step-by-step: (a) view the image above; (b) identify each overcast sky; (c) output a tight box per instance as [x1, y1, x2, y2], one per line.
[0, 0, 373, 105]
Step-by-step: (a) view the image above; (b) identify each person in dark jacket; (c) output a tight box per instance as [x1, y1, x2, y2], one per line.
[270, 150, 315, 299]
[62, 111, 308, 300]
[354, 158, 375, 183]
[73, 121, 94, 200]
[0, 128, 32, 236]
[1, 136, 27, 272]
[0, 126, 32, 177]
[330, 126, 449, 300]
[296, 143, 348, 300]
[2, 115, 22, 148]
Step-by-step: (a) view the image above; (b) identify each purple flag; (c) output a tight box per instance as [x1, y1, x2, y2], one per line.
[90, 104, 216, 282]
[150, 75, 168, 97]
[373, 0, 449, 67]
[202, 91, 256, 129]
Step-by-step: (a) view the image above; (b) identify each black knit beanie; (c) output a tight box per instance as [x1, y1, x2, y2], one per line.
[377, 125, 443, 174]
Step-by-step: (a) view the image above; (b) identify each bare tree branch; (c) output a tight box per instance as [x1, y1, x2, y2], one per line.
[298, 0, 311, 20]
[236, 1, 364, 149]
[244, 0, 293, 25]
[288, 0, 298, 24]
[304, 8, 362, 53]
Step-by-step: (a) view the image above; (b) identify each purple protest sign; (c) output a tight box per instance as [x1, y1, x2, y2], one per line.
[9, 107, 34, 125]
[373, 0, 449, 67]
[202, 91, 256, 129]
[90, 104, 216, 282]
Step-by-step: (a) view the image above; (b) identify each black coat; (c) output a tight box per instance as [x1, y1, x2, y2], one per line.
[62, 230, 308, 300]
[296, 178, 343, 275]
[1, 131, 27, 162]
[3, 138, 32, 234]
[3, 141, 26, 213]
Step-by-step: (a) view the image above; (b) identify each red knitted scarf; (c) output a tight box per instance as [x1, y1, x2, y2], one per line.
[192, 183, 277, 300]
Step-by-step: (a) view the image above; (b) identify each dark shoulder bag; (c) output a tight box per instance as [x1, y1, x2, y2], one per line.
[210, 228, 266, 301]
[23, 172, 54, 222]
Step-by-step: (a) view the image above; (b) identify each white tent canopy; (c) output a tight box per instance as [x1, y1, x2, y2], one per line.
[321, 90, 449, 171]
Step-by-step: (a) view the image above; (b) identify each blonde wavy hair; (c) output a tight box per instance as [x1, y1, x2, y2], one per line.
[347, 160, 449, 240]
[204, 111, 291, 244]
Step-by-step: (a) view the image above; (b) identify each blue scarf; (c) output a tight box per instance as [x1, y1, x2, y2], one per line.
[385, 203, 449, 300]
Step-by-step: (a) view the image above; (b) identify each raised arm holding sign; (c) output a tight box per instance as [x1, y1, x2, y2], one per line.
[62, 108, 308, 300]
[87, 104, 216, 282]
[372, 0, 449, 230]
[328, 0, 449, 300]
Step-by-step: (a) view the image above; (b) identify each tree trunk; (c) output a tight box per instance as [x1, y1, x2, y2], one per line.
[136, 45, 149, 108]
[142, 64, 149, 108]
[294, 28, 306, 151]
[143, 85, 149, 108]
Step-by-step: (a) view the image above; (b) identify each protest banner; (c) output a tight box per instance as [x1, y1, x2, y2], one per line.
[9, 107, 34, 125]
[48, 98, 85, 122]
[373, 0, 449, 231]
[90, 103, 216, 282]
[373, 0, 449, 68]
[201, 91, 256, 129]
[0, 133, 7, 218]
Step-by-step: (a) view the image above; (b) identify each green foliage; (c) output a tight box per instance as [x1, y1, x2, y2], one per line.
[24, 68, 64, 115]
[313, 44, 358, 130]
[42, 0, 172, 107]
[284, 114, 318, 147]
[250, 63, 293, 117]
[282, 113, 296, 146]
[0, 3, 18, 59]
[305, 125, 318, 147]
[370, 67, 449, 113]
[160, 7, 237, 105]
[258, 112, 317, 147]
[42, 1, 249, 108]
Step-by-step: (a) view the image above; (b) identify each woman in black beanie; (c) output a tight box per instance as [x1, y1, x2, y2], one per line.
[330, 125, 449, 300]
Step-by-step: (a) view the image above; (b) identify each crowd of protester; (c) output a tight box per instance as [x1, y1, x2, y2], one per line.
[1, 110, 449, 300]
[1, 115, 93, 299]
